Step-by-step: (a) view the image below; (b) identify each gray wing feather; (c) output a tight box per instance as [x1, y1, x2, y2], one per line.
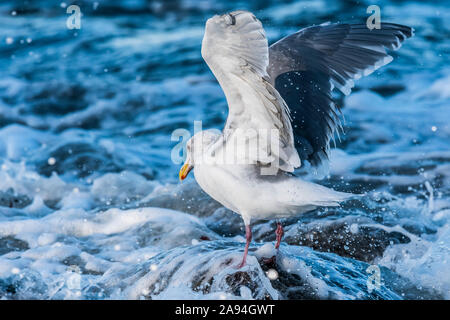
[268, 22, 413, 168]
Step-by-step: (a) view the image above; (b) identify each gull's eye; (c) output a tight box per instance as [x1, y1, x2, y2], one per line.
[224, 13, 236, 26]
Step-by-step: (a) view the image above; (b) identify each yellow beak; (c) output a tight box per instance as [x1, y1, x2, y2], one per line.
[179, 163, 193, 181]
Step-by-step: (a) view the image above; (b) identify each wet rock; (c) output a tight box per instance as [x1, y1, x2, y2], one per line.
[0, 271, 48, 300]
[370, 84, 406, 97]
[0, 236, 29, 255]
[92, 241, 436, 300]
[256, 245, 439, 300]
[37, 142, 121, 178]
[0, 189, 32, 209]
[96, 241, 278, 300]
[278, 219, 410, 263]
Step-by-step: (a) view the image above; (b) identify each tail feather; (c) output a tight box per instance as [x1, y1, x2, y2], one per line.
[295, 180, 359, 207]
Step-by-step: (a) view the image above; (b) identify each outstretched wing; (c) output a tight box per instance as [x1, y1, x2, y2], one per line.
[268, 23, 413, 168]
[202, 11, 300, 172]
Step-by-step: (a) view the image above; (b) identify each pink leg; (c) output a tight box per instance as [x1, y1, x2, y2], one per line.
[237, 224, 252, 268]
[275, 222, 284, 250]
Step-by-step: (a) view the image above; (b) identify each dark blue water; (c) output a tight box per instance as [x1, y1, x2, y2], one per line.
[0, 0, 448, 299]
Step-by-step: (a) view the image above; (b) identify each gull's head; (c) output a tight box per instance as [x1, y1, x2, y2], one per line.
[179, 130, 220, 181]
[201, 10, 268, 76]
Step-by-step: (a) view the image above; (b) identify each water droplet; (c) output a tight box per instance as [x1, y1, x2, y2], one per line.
[266, 268, 279, 280]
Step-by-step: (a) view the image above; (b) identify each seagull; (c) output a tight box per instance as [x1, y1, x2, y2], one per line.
[179, 11, 413, 268]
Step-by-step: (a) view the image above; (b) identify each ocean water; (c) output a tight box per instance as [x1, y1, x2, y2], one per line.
[0, 0, 449, 299]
